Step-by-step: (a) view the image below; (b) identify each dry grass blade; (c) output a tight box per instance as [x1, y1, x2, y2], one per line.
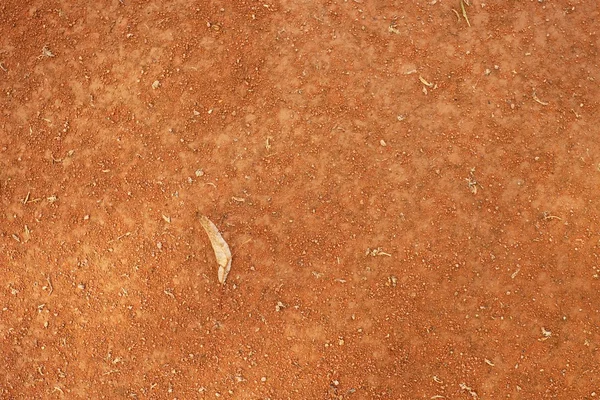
[198, 214, 232, 284]
[460, 0, 471, 27]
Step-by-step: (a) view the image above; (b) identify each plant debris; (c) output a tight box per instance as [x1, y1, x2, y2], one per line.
[198, 214, 232, 284]
[366, 247, 392, 257]
[459, 383, 478, 398]
[460, 0, 471, 27]
[40, 46, 55, 58]
[532, 92, 549, 106]
[542, 211, 561, 221]
[452, 8, 460, 21]
[419, 76, 434, 88]
[388, 22, 401, 34]
[465, 167, 481, 194]
[539, 326, 552, 341]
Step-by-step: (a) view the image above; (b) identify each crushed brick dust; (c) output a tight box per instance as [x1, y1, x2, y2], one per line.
[1, 0, 599, 398]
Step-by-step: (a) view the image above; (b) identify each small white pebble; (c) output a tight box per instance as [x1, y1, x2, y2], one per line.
[380, 139, 387, 147]
[260, 377, 266, 382]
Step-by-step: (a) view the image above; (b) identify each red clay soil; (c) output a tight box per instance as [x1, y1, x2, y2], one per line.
[1, 0, 599, 398]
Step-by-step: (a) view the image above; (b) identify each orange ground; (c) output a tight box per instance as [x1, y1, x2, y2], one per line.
[1, 0, 599, 398]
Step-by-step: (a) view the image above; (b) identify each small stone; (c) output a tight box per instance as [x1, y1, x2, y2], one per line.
[380, 139, 387, 147]
[152, 80, 160, 89]
[195, 169, 204, 177]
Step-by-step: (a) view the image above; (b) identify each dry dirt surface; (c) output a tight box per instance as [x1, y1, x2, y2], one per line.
[1, 0, 599, 398]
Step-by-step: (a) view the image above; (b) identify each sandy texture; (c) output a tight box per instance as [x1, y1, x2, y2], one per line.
[1, 0, 599, 398]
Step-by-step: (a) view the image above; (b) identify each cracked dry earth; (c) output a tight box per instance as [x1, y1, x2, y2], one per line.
[1, 0, 599, 399]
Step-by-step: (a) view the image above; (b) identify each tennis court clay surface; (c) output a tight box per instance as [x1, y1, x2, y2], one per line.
[1, 0, 599, 398]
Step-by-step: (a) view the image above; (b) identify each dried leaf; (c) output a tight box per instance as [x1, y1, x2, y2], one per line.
[198, 214, 232, 284]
